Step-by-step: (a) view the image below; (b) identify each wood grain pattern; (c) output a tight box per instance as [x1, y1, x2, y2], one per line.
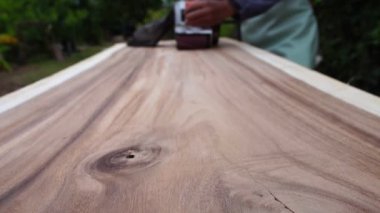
[0, 39, 379, 213]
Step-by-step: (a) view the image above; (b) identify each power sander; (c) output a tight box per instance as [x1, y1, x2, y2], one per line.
[127, 0, 222, 50]
[174, 0, 220, 49]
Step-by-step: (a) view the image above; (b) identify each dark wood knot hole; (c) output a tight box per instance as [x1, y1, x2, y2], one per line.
[95, 144, 161, 173]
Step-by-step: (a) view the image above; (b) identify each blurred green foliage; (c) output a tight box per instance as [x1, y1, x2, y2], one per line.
[0, 0, 161, 70]
[0, 46, 11, 71]
[313, 0, 380, 96]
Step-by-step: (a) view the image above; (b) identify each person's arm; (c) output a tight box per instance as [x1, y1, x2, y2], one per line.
[186, 0, 281, 27]
[231, 0, 281, 21]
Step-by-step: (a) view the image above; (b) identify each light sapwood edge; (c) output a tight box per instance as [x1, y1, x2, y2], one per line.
[0, 43, 126, 115]
[222, 38, 380, 118]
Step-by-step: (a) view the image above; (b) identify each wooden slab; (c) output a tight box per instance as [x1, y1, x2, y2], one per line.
[0, 39, 379, 212]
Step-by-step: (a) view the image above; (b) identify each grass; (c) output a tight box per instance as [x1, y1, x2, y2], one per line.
[0, 44, 111, 96]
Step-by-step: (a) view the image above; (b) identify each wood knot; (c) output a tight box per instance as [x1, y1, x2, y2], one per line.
[94, 144, 161, 173]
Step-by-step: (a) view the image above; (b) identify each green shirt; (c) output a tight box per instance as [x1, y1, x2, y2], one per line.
[241, 0, 319, 68]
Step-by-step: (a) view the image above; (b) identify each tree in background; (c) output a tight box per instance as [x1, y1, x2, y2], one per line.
[313, 0, 380, 95]
[0, 0, 88, 62]
[0, 0, 162, 67]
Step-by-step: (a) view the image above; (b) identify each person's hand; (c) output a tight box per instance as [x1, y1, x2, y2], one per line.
[185, 0, 236, 27]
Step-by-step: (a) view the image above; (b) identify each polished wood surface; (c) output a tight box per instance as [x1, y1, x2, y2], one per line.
[0, 39, 379, 212]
